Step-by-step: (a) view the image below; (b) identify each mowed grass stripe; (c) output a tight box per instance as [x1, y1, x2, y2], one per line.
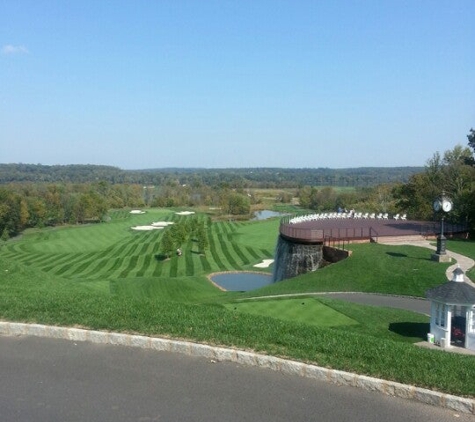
[122, 239, 143, 257]
[67, 257, 101, 279]
[185, 241, 194, 276]
[138, 232, 158, 256]
[206, 229, 227, 271]
[39, 253, 80, 272]
[216, 233, 240, 270]
[102, 257, 123, 274]
[62, 250, 121, 278]
[14, 252, 62, 267]
[199, 254, 212, 272]
[136, 255, 152, 277]
[119, 256, 139, 278]
[228, 238, 250, 265]
[52, 252, 98, 277]
[152, 258, 163, 277]
[169, 256, 178, 277]
[260, 248, 272, 257]
[76, 256, 119, 279]
[245, 246, 261, 261]
[106, 238, 138, 258]
[219, 222, 231, 235]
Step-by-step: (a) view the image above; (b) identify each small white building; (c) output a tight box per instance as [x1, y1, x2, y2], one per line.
[426, 267, 475, 351]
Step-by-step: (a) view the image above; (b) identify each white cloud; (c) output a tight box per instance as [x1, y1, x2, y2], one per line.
[2, 44, 29, 55]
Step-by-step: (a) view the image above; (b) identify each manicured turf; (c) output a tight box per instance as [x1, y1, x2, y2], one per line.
[224, 298, 359, 327]
[1, 209, 474, 397]
[242, 242, 453, 298]
[1, 209, 273, 291]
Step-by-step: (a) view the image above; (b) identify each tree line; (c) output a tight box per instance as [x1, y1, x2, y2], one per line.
[0, 181, 253, 241]
[0, 164, 422, 188]
[1, 129, 474, 240]
[296, 139, 475, 234]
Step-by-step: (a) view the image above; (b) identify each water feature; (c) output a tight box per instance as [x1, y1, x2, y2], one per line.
[252, 210, 287, 221]
[273, 235, 324, 282]
[211, 272, 273, 291]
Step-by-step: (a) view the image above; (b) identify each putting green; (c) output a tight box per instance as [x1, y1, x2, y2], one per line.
[225, 298, 359, 327]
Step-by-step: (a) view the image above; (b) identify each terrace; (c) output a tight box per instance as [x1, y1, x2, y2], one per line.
[279, 213, 467, 245]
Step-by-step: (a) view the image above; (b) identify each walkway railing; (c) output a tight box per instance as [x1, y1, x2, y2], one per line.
[279, 222, 377, 243]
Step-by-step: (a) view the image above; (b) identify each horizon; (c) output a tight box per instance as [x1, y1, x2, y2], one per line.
[1, 1, 473, 169]
[0, 162, 425, 171]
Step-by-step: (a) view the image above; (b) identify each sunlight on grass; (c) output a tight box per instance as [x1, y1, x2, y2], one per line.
[224, 298, 359, 327]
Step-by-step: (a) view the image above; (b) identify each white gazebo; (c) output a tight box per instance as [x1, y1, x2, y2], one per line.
[426, 267, 475, 351]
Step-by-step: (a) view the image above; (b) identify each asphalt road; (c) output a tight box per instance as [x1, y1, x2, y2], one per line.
[0, 335, 471, 422]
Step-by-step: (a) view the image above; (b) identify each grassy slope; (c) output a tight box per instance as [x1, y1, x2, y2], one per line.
[243, 242, 452, 298]
[0, 209, 474, 397]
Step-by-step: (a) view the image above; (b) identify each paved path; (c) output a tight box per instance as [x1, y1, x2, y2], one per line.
[1, 335, 473, 422]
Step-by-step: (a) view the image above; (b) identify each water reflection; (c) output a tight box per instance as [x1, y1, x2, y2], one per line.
[211, 272, 273, 291]
[252, 210, 286, 220]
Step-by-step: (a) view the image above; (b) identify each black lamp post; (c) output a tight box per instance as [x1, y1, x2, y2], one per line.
[432, 192, 453, 262]
[436, 215, 446, 255]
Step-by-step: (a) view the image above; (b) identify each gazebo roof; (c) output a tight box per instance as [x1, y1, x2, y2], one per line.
[426, 268, 475, 304]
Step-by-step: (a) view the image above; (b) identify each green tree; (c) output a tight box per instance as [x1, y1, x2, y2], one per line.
[467, 128, 475, 156]
[226, 192, 250, 215]
[196, 226, 209, 255]
[394, 144, 475, 224]
[160, 230, 175, 258]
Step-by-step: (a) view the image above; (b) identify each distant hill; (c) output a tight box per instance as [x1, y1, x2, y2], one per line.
[0, 163, 424, 188]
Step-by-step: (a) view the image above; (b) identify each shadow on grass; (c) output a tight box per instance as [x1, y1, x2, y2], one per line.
[154, 254, 169, 261]
[386, 251, 432, 262]
[386, 252, 408, 258]
[389, 322, 430, 340]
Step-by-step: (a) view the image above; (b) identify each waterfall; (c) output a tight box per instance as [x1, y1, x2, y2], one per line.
[272, 235, 324, 282]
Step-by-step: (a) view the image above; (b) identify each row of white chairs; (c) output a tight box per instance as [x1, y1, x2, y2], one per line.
[289, 212, 406, 224]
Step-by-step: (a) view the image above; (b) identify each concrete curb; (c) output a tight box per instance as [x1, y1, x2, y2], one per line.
[0, 322, 473, 415]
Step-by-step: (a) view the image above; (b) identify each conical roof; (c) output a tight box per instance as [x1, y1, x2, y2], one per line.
[426, 268, 475, 304]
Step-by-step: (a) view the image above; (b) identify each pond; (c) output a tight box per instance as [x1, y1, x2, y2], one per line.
[252, 210, 287, 220]
[210, 272, 273, 291]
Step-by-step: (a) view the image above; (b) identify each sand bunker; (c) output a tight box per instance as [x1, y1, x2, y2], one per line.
[131, 225, 164, 231]
[253, 259, 274, 268]
[175, 211, 195, 215]
[130, 210, 146, 214]
[151, 221, 175, 227]
[131, 220, 175, 231]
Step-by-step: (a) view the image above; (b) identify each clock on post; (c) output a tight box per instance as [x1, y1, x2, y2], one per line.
[432, 192, 453, 262]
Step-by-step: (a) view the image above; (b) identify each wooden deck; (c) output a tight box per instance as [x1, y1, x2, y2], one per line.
[279, 218, 466, 244]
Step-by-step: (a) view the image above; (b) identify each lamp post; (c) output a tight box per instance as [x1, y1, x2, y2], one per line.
[431, 192, 453, 262]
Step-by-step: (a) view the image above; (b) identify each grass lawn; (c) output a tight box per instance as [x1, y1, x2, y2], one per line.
[224, 298, 359, 328]
[445, 239, 475, 280]
[0, 208, 474, 397]
[241, 242, 452, 298]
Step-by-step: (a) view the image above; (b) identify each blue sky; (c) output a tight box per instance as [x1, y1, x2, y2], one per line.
[1, 1, 474, 169]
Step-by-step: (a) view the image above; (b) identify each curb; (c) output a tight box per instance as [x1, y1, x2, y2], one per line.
[0, 321, 473, 415]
